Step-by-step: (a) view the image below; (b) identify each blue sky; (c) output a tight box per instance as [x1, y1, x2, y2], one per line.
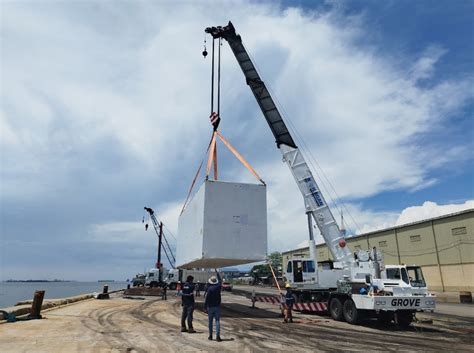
[1, 0, 473, 281]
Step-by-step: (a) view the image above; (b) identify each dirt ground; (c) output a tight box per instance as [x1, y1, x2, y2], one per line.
[1, 291, 473, 353]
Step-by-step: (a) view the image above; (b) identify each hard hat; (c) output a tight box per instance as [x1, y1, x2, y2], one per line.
[285, 283, 291, 288]
[208, 276, 218, 284]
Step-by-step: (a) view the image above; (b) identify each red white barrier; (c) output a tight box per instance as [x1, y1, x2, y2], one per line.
[255, 296, 280, 304]
[253, 295, 327, 312]
[291, 302, 327, 312]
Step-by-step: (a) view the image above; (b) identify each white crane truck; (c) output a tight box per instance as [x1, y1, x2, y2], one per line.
[165, 268, 215, 291]
[205, 22, 436, 326]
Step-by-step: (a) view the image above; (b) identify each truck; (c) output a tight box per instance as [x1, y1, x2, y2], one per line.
[205, 22, 436, 326]
[146, 268, 169, 288]
[165, 268, 216, 290]
[131, 273, 146, 287]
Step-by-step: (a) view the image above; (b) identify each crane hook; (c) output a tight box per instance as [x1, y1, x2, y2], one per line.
[202, 37, 208, 58]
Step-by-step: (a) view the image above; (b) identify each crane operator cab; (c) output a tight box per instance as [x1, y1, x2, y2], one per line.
[384, 264, 428, 295]
[286, 258, 316, 283]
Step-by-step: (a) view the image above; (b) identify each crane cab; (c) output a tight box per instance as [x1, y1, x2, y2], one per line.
[285, 258, 317, 283]
[382, 264, 428, 295]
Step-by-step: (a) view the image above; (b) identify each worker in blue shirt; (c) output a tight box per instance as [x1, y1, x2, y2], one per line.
[180, 275, 196, 333]
[283, 283, 295, 323]
[204, 270, 222, 341]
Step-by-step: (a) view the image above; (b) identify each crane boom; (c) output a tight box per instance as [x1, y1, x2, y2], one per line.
[205, 22, 353, 265]
[144, 207, 176, 269]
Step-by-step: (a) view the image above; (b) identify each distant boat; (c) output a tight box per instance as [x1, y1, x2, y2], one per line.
[98, 280, 115, 283]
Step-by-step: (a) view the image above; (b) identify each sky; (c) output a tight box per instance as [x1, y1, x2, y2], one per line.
[1, 0, 473, 281]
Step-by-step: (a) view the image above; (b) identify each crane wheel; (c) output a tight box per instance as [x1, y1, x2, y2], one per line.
[395, 311, 414, 328]
[329, 297, 344, 321]
[377, 311, 392, 325]
[343, 299, 359, 324]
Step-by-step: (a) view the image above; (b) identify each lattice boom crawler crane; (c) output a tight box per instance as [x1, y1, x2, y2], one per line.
[205, 22, 436, 326]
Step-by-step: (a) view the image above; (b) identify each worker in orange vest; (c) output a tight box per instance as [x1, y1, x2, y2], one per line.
[176, 281, 182, 296]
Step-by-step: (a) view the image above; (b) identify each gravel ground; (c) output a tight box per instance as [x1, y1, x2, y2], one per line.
[0, 291, 472, 352]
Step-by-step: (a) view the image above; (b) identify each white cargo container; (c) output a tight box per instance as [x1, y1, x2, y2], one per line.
[176, 180, 267, 268]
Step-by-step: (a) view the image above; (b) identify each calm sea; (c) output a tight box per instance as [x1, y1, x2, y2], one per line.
[0, 281, 127, 308]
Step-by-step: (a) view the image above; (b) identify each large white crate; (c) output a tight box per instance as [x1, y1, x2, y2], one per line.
[176, 180, 267, 268]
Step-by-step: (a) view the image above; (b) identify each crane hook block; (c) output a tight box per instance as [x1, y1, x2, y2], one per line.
[202, 49, 208, 58]
[210, 112, 220, 131]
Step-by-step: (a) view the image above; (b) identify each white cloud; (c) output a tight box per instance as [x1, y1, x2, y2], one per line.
[410, 45, 448, 82]
[396, 200, 474, 226]
[1, 2, 473, 279]
[88, 222, 148, 243]
[2, 3, 472, 202]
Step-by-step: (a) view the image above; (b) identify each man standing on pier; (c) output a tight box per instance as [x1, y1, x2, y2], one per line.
[205, 270, 222, 342]
[180, 275, 196, 333]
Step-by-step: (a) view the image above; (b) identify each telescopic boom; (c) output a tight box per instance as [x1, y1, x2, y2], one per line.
[205, 22, 353, 265]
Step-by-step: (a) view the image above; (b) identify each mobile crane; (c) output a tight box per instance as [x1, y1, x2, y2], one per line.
[143, 207, 214, 290]
[205, 22, 436, 326]
[143, 207, 176, 287]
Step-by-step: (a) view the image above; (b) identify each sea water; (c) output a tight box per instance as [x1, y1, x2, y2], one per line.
[0, 281, 127, 308]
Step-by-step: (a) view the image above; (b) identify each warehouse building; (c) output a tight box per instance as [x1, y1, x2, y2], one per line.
[282, 209, 473, 296]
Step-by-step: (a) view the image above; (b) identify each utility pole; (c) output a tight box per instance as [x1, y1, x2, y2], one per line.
[157, 222, 163, 282]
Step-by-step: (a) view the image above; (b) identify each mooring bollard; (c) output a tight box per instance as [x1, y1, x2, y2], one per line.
[29, 290, 45, 319]
[97, 284, 110, 299]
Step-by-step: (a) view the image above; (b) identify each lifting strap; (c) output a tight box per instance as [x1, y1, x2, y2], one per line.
[180, 134, 215, 216]
[181, 129, 266, 215]
[214, 131, 266, 186]
[213, 141, 218, 179]
[205, 131, 218, 179]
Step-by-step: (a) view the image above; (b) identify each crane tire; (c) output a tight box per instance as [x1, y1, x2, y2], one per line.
[343, 299, 359, 324]
[396, 311, 413, 328]
[329, 297, 344, 321]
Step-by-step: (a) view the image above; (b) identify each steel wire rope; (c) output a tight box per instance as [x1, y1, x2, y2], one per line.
[160, 222, 177, 241]
[153, 217, 177, 264]
[271, 94, 363, 235]
[241, 40, 362, 235]
[377, 239, 473, 257]
[241, 42, 354, 231]
[151, 219, 174, 268]
[161, 232, 176, 263]
[404, 239, 474, 253]
[160, 241, 174, 268]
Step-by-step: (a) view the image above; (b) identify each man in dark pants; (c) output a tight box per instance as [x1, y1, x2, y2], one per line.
[161, 283, 167, 300]
[204, 270, 222, 341]
[180, 275, 196, 333]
